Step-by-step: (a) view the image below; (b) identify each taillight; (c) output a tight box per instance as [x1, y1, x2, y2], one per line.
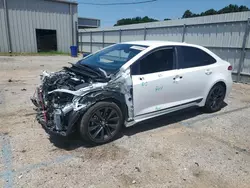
[228, 65, 232, 71]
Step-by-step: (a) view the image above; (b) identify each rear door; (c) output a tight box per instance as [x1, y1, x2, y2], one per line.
[174, 46, 217, 103]
[131, 47, 180, 117]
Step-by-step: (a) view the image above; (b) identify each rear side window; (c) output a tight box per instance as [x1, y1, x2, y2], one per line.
[131, 48, 174, 75]
[178, 46, 216, 69]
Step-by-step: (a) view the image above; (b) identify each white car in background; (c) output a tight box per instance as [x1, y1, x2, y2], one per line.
[31, 41, 233, 145]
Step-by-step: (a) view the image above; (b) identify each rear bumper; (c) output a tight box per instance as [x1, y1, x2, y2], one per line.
[224, 74, 233, 100]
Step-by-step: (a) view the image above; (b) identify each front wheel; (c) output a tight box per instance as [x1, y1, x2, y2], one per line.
[203, 84, 226, 113]
[79, 101, 123, 145]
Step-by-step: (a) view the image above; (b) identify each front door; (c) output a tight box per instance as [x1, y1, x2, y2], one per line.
[131, 47, 180, 117]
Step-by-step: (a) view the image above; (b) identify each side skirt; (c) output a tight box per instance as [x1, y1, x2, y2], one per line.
[125, 99, 202, 127]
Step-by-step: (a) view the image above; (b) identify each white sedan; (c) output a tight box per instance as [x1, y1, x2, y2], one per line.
[31, 41, 233, 145]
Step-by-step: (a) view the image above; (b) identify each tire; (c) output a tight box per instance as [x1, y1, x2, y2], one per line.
[79, 101, 123, 145]
[203, 83, 226, 113]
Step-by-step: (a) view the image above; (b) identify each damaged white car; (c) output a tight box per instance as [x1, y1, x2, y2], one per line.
[31, 41, 232, 144]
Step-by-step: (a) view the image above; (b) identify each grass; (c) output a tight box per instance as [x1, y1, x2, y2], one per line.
[0, 51, 71, 56]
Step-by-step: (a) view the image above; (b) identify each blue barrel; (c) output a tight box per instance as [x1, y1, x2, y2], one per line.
[70, 46, 78, 57]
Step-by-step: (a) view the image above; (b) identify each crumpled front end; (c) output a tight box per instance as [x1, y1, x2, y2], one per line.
[31, 69, 108, 136]
[31, 87, 79, 136]
[31, 63, 135, 136]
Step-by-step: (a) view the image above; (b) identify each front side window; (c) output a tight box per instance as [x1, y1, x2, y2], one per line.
[131, 48, 175, 75]
[78, 44, 148, 75]
[178, 46, 216, 69]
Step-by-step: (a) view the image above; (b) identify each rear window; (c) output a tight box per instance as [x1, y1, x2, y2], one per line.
[179, 46, 216, 69]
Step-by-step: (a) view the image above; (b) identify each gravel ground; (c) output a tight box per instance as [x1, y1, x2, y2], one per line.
[0, 56, 250, 188]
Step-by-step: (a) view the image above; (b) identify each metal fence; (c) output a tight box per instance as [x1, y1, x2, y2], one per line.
[78, 12, 250, 83]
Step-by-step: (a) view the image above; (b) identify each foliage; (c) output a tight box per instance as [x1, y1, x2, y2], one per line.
[182, 4, 249, 18]
[114, 16, 158, 26]
[113, 4, 249, 26]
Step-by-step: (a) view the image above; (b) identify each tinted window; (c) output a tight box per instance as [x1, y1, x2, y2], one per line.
[131, 48, 174, 75]
[78, 44, 148, 75]
[179, 46, 216, 69]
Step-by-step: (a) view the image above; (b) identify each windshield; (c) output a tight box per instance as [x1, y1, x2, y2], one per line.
[78, 44, 148, 75]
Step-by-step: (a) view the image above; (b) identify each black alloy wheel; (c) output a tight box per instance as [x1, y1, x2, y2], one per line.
[79, 102, 123, 145]
[203, 84, 226, 113]
[88, 107, 120, 141]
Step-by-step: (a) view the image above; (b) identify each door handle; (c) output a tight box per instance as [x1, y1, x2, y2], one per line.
[205, 69, 212, 75]
[173, 75, 183, 80]
[173, 75, 183, 83]
[139, 77, 144, 81]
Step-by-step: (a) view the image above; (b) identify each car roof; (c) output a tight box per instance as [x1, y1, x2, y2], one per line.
[123, 40, 203, 48]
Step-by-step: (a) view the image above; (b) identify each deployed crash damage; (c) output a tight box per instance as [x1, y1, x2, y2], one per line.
[31, 43, 146, 142]
[31, 64, 133, 136]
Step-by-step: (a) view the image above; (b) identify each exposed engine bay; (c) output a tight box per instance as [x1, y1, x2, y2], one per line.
[31, 63, 133, 136]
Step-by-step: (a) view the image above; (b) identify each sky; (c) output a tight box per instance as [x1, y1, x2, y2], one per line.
[77, 0, 250, 27]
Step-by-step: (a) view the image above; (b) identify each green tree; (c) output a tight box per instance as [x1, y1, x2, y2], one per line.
[218, 4, 240, 14]
[182, 10, 193, 18]
[239, 5, 249, 11]
[114, 4, 249, 26]
[114, 16, 158, 26]
[218, 4, 249, 14]
[200, 9, 217, 16]
[182, 4, 249, 19]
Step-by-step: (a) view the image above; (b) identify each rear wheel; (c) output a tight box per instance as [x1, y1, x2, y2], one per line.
[203, 84, 226, 113]
[79, 101, 123, 145]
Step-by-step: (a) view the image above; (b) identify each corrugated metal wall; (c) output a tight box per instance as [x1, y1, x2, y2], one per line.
[0, 0, 8, 52]
[78, 12, 250, 83]
[0, 0, 78, 53]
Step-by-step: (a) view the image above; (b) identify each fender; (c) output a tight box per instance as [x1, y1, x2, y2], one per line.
[66, 89, 129, 134]
[199, 78, 227, 107]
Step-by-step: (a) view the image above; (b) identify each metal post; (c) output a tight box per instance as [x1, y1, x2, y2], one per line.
[3, 0, 12, 53]
[119, 29, 122, 43]
[237, 18, 250, 82]
[90, 31, 92, 53]
[80, 32, 82, 52]
[182, 24, 186, 42]
[75, 21, 78, 51]
[102, 30, 105, 48]
[144, 27, 147, 40]
[70, 4, 74, 46]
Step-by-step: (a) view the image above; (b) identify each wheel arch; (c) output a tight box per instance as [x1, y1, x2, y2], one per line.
[200, 79, 227, 107]
[100, 97, 128, 122]
[68, 90, 129, 134]
[213, 81, 227, 90]
[80, 90, 128, 121]
[201, 80, 227, 112]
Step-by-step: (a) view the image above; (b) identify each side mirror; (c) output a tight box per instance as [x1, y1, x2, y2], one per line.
[130, 61, 140, 75]
[83, 53, 92, 58]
